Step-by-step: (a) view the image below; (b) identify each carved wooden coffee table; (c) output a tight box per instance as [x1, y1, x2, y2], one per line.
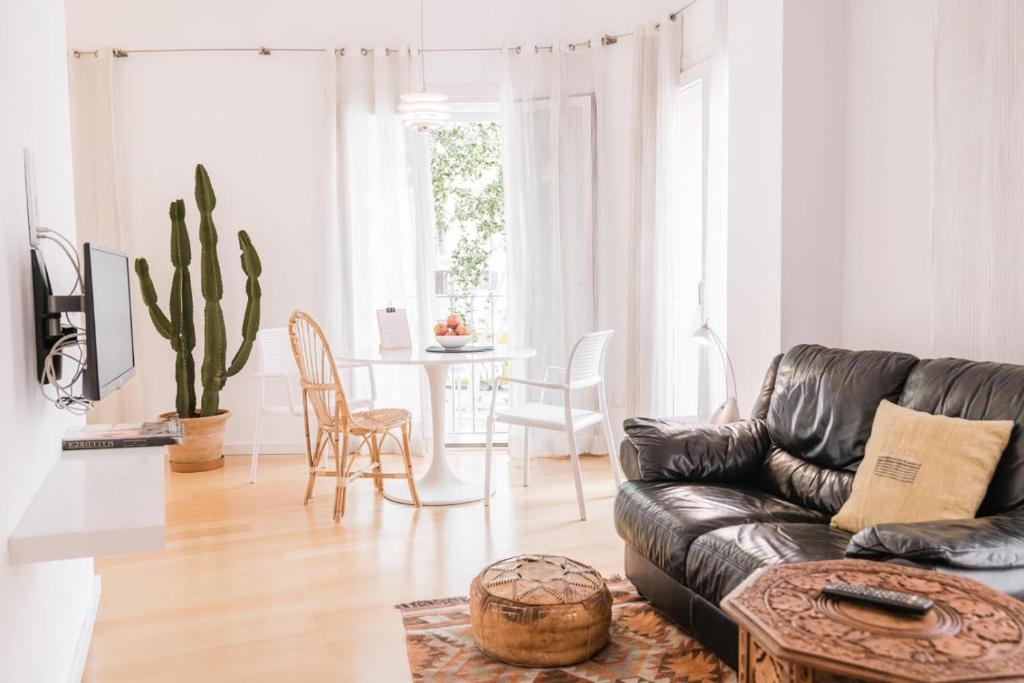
[721, 559, 1024, 682]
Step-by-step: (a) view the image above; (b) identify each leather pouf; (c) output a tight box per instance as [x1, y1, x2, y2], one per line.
[470, 554, 612, 667]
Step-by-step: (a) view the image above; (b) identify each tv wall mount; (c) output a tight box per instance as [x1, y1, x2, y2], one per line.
[23, 151, 92, 413]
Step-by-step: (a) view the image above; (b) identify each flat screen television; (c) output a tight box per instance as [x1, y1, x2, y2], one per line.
[82, 243, 136, 400]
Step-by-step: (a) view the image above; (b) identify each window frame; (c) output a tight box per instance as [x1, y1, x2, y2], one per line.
[427, 116, 512, 445]
[677, 58, 715, 418]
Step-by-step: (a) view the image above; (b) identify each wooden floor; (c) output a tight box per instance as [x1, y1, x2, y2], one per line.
[84, 448, 625, 682]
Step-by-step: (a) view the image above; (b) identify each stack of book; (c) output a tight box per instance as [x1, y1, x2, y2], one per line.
[63, 420, 185, 451]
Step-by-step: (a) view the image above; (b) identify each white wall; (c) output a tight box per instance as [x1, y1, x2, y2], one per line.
[727, 0, 850, 409]
[0, 1, 97, 680]
[66, 0, 938, 441]
[726, 0, 783, 410]
[729, 0, 991, 378]
[110, 51, 331, 451]
[843, 0, 935, 357]
[64, 0, 687, 52]
[64, 0, 693, 450]
[780, 0, 846, 351]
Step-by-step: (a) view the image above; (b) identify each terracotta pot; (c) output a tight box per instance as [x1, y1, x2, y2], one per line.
[160, 410, 231, 472]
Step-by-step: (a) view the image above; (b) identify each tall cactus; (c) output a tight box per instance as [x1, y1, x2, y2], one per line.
[135, 164, 262, 418]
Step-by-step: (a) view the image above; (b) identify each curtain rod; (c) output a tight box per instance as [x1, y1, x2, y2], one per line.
[71, 0, 698, 59]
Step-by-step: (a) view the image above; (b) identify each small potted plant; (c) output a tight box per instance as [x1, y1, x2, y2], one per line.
[135, 164, 262, 472]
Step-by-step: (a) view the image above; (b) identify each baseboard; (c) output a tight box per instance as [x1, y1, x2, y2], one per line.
[222, 442, 306, 455]
[222, 442, 615, 457]
[67, 574, 102, 683]
[221, 443, 404, 456]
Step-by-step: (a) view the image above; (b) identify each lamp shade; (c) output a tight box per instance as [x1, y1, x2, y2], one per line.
[399, 91, 451, 132]
[691, 324, 712, 346]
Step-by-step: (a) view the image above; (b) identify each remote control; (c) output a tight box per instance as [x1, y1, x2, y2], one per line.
[821, 582, 933, 615]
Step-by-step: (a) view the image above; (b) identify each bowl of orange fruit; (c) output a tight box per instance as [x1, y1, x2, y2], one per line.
[434, 314, 471, 349]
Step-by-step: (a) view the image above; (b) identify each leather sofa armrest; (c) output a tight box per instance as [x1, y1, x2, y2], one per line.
[845, 507, 1024, 570]
[619, 437, 643, 481]
[621, 417, 770, 483]
[750, 353, 782, 420]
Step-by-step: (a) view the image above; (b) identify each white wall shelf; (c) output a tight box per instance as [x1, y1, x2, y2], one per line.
[7, 447, 166, 565]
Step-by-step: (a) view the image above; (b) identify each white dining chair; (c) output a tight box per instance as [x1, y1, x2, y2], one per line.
[249, 328, 377, 483]
[484, 330, 622, 520]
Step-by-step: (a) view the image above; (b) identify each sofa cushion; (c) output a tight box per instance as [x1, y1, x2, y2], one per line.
[899, 358, 1024, 514]
[767, 345, 919, 470]
[614, 481, 825, 583]
[759, 447, 854, 515]
[685, 523, 851, 605]
[832, 400, 1012, 533]
[846, 506, 1024, 570]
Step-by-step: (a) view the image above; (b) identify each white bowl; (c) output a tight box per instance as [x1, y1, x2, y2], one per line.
[435, 335, 471, 349]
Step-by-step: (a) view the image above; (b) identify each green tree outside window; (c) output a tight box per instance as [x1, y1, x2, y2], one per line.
[430, 122, 505, 320]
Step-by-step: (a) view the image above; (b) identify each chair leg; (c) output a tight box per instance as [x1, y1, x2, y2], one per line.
[304, 471, 317, 505]
[522, 426, 530, 487]
[484, 416, 495, 507]
[334, 431, 349, 522]
[330, 434, 340, 520]
[304, 430, 325, 505]
[400, 423, 420, 507]
[370, 433, 384, 492]
[249, 411, 264, 484]
[566, 426, 587, 521]
[602, 414, 622, 487]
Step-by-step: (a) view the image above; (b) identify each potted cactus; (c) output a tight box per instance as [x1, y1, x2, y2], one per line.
[135, 164, 262, 472]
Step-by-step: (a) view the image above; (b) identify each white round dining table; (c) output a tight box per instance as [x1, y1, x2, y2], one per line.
[334, 345, 537, 506]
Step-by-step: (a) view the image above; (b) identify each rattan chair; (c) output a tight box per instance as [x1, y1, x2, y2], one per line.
[248, 327, 378, 483]
[288, 311, 420, 521]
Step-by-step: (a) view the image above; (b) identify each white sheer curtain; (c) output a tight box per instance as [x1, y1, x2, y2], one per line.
[932, 0, 1024, 363]
[628, 24, 681, 418]
[627, 1, 728, 420]
[67, 49, 143, 424]
[501, 46, 600, 455]
[324, 49, 435, 454]
[703, 0, 730, 415]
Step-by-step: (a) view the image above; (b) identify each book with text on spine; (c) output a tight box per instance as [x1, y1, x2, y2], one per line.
[62, 419, 185, 451]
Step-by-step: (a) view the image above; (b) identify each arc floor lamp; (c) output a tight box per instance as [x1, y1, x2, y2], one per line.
[692, 323, 740, 424]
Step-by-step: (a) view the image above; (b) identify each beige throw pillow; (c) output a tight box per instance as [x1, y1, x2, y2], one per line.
[831, 400, 1012, 533]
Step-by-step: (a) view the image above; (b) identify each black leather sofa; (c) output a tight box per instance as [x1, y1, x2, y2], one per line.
[614, 344, 1024, 666]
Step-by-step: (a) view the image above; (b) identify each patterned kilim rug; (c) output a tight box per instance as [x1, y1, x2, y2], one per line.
[397, 577, 737, 682]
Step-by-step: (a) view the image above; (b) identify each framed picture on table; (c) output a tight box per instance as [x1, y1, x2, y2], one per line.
[376, 308, 411, 350]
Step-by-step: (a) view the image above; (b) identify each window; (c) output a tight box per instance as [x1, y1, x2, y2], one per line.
[670, 68, 712, 418]
[429, 121, 509, 443]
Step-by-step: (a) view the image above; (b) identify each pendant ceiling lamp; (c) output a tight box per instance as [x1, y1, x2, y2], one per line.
[400, 0, 450, 132]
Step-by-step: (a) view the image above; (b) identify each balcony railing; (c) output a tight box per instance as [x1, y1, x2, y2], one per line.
[433, 292, 510, 444]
